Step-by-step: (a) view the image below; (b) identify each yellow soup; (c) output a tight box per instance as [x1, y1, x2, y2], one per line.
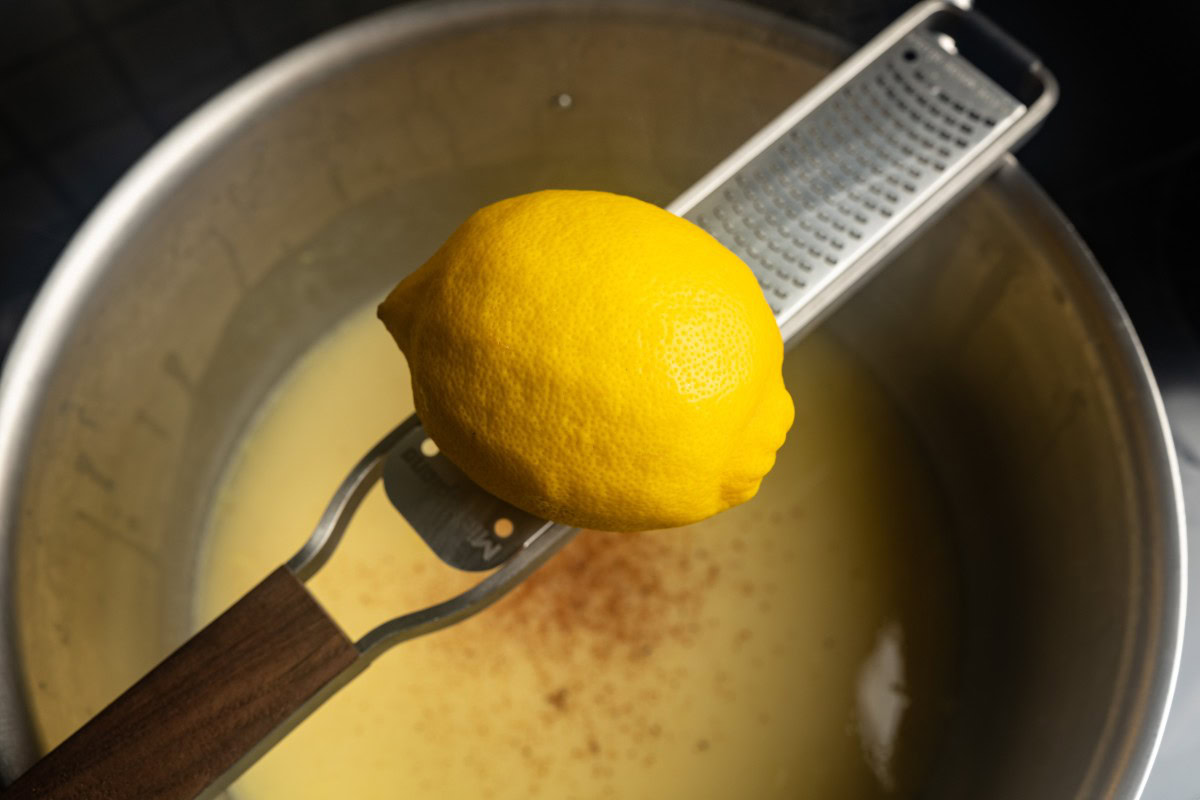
[197, 304, 960, 799]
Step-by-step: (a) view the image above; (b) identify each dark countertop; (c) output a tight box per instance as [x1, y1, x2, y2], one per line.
[0, 0, 401, 356]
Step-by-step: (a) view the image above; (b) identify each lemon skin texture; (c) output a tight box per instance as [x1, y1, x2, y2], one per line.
[379, 190, 794, 532]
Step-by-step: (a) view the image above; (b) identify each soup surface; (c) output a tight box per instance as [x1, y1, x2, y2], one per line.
[198, 304, 960, 799]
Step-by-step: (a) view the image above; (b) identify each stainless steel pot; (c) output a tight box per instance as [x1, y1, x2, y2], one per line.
[0, 1, 1185, 797]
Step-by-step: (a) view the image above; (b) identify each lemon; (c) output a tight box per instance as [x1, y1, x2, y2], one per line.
[378, 190, 793, 532]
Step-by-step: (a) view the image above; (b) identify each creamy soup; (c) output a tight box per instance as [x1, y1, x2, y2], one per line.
[197, 304, 960, 799]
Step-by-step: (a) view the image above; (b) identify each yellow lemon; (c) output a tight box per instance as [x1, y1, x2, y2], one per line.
[378, 190, 793, 532]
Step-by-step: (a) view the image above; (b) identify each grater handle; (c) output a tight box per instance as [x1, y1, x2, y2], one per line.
[669, 0, 1057, 343]
[1, 568, 362, 800]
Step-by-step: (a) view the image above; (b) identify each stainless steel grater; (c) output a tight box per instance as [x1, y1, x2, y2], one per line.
[293, 0, 1057, 654]
[669, 2, 1056, 342]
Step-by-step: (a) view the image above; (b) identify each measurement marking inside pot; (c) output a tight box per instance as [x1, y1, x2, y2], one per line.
[74, 452, 115, 492]
[162, 351, 195, 394]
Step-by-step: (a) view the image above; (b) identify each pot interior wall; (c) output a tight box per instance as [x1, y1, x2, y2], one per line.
[5, 2, 1173, 798]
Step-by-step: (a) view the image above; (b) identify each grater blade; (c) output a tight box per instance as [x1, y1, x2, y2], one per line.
[370, 0, 1057, 571]
[670, 0, 1056, 341]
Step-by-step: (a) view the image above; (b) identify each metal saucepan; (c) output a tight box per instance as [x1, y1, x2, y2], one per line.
[0, 1, 1185, 797]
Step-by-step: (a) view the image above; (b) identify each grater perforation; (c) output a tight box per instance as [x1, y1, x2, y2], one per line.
[672, 12, 1049, 339]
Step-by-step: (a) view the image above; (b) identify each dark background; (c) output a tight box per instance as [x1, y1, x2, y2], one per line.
[2, 0, 1199, 373]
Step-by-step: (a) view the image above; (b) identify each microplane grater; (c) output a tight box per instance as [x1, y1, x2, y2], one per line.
[365, 1, 1057, 576]
[669, 5, 1055, 342]
[296, 0, 1057, 595]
